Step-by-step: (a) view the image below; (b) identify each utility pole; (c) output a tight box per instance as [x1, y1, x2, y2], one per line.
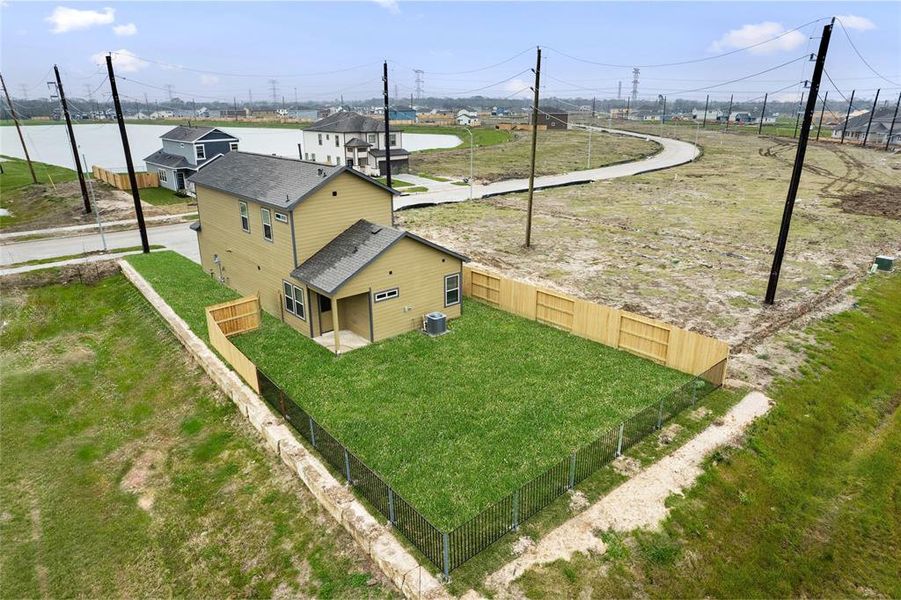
[106, 53, 149, 253]
[885, 91, 900, 151]
[840, 89, 855, 144]
[765, 19, 833, 305]
[701, 94, 709, 129]
[724, 94, 733, 132]
[591, 96, 596, 119]
[625, 97, 630, 117]
[382, 61, 392, 189]
[815, 90, 828, 140]
[233, 97, 238, 121]
[793, 92, 805, 138]
[862, 88, 880, 147]
[758, 93, 768, 135]
[54, 65, 91, 213]
[0, 72, 38, 184]
[524, 46, 541, 248]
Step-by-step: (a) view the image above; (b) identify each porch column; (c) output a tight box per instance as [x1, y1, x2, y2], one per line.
[332, 298, 341, 354]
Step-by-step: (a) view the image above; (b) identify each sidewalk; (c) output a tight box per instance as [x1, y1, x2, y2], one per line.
[0, 212, 197, 241]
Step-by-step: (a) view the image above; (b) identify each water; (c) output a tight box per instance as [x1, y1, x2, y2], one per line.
[0, 123, 460, 172]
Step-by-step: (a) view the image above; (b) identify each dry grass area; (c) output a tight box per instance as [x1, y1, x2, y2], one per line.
[409, 129, 660, 182]
[398, 129, 901, 385]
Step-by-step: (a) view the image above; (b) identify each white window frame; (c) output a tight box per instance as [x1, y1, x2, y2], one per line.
[283, 281, 306, 320]
[229, 142, 239, 151]
[373, 288, 399, 303]
[274, 212, 288, 223]
[195, 144, 206, 160]
[389, 133, 397, 147]
[335, 135, 340, 147]
[261, 207, 273, 241]
[367, 133, 377, 144]
[318, 133, 323, 146]
[444, 273, 461, 307]
[239, 201, 250, 232]
[157, 169, 168, 182]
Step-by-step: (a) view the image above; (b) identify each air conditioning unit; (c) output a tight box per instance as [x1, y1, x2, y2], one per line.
[424, 312, 447, 336]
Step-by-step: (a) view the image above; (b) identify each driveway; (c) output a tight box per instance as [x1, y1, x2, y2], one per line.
[394, 126, 700, 210]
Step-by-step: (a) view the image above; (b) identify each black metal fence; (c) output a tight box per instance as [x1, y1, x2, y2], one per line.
[256, 357, 725, 578]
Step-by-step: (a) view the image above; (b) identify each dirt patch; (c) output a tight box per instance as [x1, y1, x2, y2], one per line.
[568, 490, 590, 513]
[689, 407, 711, 421]
[511, 536, 536, 556]
[0, 261, 119, 289]
[121, 449, 166, 512]
[839, 186, 901, 220]
[657, 423, 683, 446]
[611, 456, 641, 477]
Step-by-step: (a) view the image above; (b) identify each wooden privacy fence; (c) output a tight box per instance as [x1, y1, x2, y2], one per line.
[205, 296, 262, 392]
[91, 165, 159, 191]
[464, 267, 729, 384]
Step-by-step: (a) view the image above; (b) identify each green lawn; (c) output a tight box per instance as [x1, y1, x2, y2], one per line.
[137, 186, 192, 206]
[0, 269, 393, 598]
[0, 156, 80, 230]
[375, 177, 413, 187]
[126, 251, 692, 529]
[3, 245, 165, 268]
[517, 272, 901, 598]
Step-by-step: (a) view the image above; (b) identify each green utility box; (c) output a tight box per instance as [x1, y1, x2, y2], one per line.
[875, 255, 895, 272]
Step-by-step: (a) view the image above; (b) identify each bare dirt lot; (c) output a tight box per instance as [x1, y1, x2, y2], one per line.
[398, 127, 901, 386]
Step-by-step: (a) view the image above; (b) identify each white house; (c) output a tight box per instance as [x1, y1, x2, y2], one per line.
[300, 111, 409, 176]
[456, 109, 480, 126]
[150, 110, 175, 120]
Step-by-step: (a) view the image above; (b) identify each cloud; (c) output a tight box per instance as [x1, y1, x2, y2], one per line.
[91, 48, 147, 72]
[835, 15, 875, 31]
[113, 22, 137, 36]
[372, 0, 400, 14]
[200, 74, 220, 86]
[46, 6, 114, 33]
[503, 78, 532, 98]
[709, 21, 806, 54]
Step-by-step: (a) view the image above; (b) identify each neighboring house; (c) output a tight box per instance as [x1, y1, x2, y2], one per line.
[691, 108, 724, 122]
[830, 107, 900, 146]
[456, 109, 480, 126]
[150, 110, 175, 120]
[532, 109, 569, 129]
[730, 112, 754, 124]
[144, 126, 240, 192]
[188, 151, 468, 352]
[301, 111, 410, 176]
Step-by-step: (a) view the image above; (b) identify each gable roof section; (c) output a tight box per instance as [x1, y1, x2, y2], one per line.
[291, 219, 469, 295]
[187, 151, 397, 209]
[161, 125, 238, 142]
[307, 111, 384, 133]
[144, 149, 191, 169]
[345, 136, 372, 148]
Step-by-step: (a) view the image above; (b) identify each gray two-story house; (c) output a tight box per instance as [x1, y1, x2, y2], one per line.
[144, 126, 240, 192]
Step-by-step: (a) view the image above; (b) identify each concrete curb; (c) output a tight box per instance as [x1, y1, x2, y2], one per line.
[118, 259, 450, 600]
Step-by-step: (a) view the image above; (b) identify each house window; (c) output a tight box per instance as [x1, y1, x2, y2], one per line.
[389, 133, 397, 146]
[195, 144, 206, 160]
[304, 153, 309, 160]
[274, 212, 288, 223]
[229, 142, 239, 151]
[318, 133, 323, 145]
[283, 282, 306, 320]
[311, 153, 316, 161]
[158, 169, 168, 182]
[326, 155, 331, 164]
[367, 133, 377, 144]
[444, 273, 460, 306]
[374, 288, 399, 303]
[239, 201, 250, 232]
[335, 136, 340, 147]
[261, 207, 272, 241]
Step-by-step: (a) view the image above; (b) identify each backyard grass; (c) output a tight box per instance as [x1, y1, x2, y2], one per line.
[0, 156, 78, 229]
[126, 251, 693, 530]
[375, 177, 413, 187]
[2, 245, 165, 268]
[137, 186, 192, 206]
[516, 272, 901, 598]
[409, 129, 660, 182]
[0, 267, 393, 598]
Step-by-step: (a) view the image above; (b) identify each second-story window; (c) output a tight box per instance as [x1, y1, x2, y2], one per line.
[261, 208, 273, 241]
[389, 133, 397, 147]
[239, 201, 250, 232]
[195, 144, 206, 160]
[318, 133, 323, 145]
[335, 135, 340, 147]
[367, 133, 377, 144]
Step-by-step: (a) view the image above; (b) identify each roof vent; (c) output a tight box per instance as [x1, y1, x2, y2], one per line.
[370, 225, 382, 235]
[317, 168, 325, 177]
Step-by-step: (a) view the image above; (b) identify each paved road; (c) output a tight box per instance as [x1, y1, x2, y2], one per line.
[394, 126, 700, 210]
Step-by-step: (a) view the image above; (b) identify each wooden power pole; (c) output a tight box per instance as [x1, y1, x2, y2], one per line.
[724, 94, 733, 132]
[840, 89, 855, 144]
[701, 94, 709, 129]
[815, 90, 828, 141]
[54, 65, 91, 213]
[0, 72, 38, 184]
[862, 88, 880, 148]
[758, 93, 768, 135]
[765, 19, 834, 305]
[106, 54, 149, 253]
[885, 91, 900, 151]
[382, 61, 392, 189]
[524, 46, 541, 248]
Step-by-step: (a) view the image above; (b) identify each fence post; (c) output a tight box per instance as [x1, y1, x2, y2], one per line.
[568, 452, 577, 489]
[343, 448, 352, 484]
[657, 398, 665, 429]
[388, 488, 396, 525]
[442, 532, 450, 581]
[616, 422, 624, 456]
[511, 489, 520, 531]
[691, 381, 697, 405]
[309, 417, 317, 447]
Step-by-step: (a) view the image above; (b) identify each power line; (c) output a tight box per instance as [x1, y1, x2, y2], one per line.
[835, 17, 900, 87]
[658, 55, 810, 95]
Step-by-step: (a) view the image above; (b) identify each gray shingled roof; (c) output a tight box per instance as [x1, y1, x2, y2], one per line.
[836, 107, 898, 133]
[161, 126, 216, 142]
[187, 151, 397, 209]
[291, 219, 468, 295]
[369, 148, 410, 158]
[345, 136, 371, 148]
[144, 149, 191, 169]
[307, 111, 384, 133]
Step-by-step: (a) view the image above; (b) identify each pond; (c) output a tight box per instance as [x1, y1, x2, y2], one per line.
[0, 123, 460, 172]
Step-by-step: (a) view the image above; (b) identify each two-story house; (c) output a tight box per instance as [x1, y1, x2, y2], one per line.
[300, 112, 410, 176]
[188, 151, 467, 353]
[144, 126, 240, 192]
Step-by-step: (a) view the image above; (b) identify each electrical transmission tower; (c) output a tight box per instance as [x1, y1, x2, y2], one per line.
[84, 84, 94, 102]
[414, 70, 424, 101]
[269, 79, 279, 104]
[165, 84, 174, 102]
[19, 84, 28, 100]
[631, 68, 639, 103]
[617, 81, 622, 100]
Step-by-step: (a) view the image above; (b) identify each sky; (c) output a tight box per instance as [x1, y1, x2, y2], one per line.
[1, 1, 899, 106]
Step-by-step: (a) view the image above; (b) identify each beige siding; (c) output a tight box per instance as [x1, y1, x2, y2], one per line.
[336, 238, 462, 341]
[196, 184, 311, 336]
[338, 293, 371, 339]
[293, 172, 394, 263]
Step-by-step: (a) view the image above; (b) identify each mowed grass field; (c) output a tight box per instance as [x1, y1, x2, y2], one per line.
[0, 268, 393, 598]
[517, 272, 901, 598]
[409, 128, 660, 182]
[126, 251, 692, 529]
[0, 155, 78, 230]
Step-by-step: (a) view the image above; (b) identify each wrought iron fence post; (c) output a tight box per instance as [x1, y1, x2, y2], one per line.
[343, 448, 352, 484]
[309, 417, 317, 447]
[657, 398, 665, 429]
[511, 489, 520, 531]
[568, 452, 577, 489]
[616, 422, 624, 456]
[442, 532, 450, 581]
[388, 488, 396, 525]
